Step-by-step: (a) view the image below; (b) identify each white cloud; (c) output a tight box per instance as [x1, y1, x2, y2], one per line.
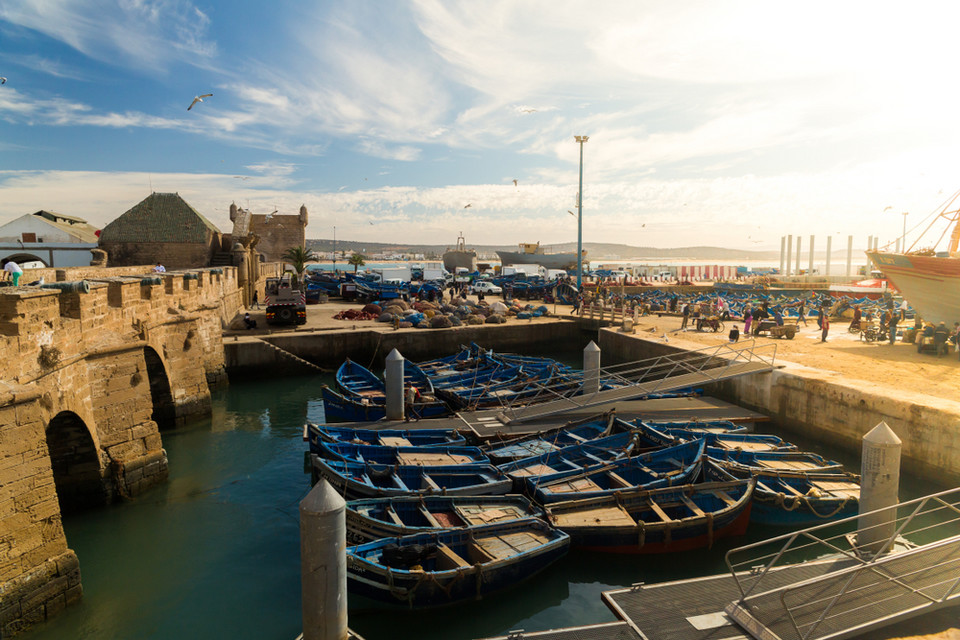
[0, 0, 216, 71]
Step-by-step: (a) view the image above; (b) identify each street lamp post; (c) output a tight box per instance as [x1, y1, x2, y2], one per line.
[901, 212, 908, 253]
[333, 226, 337, 273]
[575, 135, 589, 289]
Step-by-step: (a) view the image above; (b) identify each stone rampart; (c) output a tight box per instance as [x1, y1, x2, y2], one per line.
[0, 266, 241, 636]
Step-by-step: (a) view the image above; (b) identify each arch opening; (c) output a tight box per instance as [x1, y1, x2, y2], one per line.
[45, 411, 106, 514]
[0, 252, 48, 267]
[144, 347, 176, 430]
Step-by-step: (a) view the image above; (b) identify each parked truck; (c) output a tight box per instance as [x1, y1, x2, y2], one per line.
[264, 274, 306, 326]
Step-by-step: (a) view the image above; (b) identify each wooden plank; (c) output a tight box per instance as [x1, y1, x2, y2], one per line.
[437, 543, 471, 568]
[385, 505, 405, 526]
[547, 478, 603, 494]
[711, 489, 736, 507]
[680, 494, 705, 517]
[607, 472, 633, 489]
[397, 451, 473, 466]
[379, 436, 411, 447]
[553, 506, 635, 528]
[510, 464, 558, 478]
[419, 505, 442, 528]
[422, 474, 441, 491]
[648, 499, 673, 523]
[811, 480, 860, 500]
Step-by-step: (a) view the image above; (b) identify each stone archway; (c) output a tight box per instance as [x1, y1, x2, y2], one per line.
[144, 346, 176, 430]
[0, 252, 47, 267]
[45, 411, 106, 514]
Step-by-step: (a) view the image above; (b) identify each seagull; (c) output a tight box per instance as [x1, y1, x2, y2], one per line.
[187, 93, 213, 111]
[512, 179, 518, 186]
[568, 210, 575, 217]
[233, 176, 250, 181]
[0, 77, 6, 85]
[883, 206, 893, 211]
[641, 223, 646, 228]
[337, 185, 347, 192]
[464, 204, 472, 209]
[520, 108, 537, 113]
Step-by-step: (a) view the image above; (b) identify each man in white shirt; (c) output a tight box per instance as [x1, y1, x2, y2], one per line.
[2, 259, 22, 286]
[153, 262, 166, 273]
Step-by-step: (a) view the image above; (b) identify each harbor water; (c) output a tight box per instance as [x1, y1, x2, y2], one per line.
[19, 366, 954, 640]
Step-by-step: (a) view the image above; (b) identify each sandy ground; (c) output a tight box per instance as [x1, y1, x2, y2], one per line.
[226, 298, 960, 403]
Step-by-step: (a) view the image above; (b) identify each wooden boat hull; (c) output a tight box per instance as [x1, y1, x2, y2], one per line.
[321, 386, 449, 423]
[704, 460, 860, 526]
[311, 455, 511, 501]
[635, 419, 747, 434]
[345, 495, 542, 543]
[346, 518, 569, 608]
[306, 423, 467, 451]
[530, 439, 706, 504]
[316, 440, 489, 466]
[706, 448, 843, 475]
[546, 479, 755, 553]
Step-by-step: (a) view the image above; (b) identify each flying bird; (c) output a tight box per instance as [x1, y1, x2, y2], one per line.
[512, 179, 518, 186]
[0, 77, 6, 85]
[187, 93, 213, 111]
[464, 204, 472, 209]
[233, 176, 250, 181]
[883, 206, 893, 211]
[519, 108, 537, 113]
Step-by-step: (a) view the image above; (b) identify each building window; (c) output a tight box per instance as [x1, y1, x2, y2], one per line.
[22, 233, 37, 243]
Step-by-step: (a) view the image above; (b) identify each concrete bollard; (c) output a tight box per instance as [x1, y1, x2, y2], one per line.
[856, 421, 902, 557]
[301, 479, 348, 640]
[583, 341, 601, 395]
[385, 348, 404, 421]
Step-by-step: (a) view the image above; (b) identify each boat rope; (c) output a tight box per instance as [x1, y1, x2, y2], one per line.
[772, 492, 852, 519]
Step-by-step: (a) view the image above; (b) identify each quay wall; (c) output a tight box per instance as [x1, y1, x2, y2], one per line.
[0, 267, 242, 636]
[598, 328, 960, 484]
[224, 320, 589, 375]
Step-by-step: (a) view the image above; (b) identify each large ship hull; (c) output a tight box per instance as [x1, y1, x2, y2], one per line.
[497, 250, 580, 270]
[442, 249, 477, 273]
[867, 251, 960, 324]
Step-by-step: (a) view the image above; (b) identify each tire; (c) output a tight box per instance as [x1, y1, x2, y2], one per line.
[277, 307, 294, 323]
[715, 321, 724, 333]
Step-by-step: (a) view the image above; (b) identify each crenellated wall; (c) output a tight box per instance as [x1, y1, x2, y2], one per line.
[0, 267, 242, 636]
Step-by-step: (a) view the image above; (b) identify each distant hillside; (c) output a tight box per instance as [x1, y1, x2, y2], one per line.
[305, 238, 780, 261]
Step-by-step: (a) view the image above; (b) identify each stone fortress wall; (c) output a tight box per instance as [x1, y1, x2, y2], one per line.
[0, 265, 247, 636]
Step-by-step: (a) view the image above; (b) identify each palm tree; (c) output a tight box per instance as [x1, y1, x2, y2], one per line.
[348, 253, 366, 273]
[283, 245, 318, 286]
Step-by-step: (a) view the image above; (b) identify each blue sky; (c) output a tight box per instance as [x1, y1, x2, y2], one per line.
[2, 1, 960, 250]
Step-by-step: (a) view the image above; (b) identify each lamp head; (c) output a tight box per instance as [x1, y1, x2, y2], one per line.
[574, 135, 589, 143]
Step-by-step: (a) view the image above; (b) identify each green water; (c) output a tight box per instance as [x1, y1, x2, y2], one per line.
[20, 372, 957, 640]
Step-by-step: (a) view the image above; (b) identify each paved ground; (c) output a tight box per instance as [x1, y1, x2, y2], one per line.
[225, 297, 960, 404]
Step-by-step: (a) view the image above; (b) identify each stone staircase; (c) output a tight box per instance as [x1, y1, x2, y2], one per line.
[210, 252, 233, 267]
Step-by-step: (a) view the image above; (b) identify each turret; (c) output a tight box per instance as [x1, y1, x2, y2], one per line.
[229, 202, 238, 222]
[299, 204, 308, 227]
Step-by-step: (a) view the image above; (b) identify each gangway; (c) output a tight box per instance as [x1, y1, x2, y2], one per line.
[724, 486, 960, 640]
[473, 340, 777, 428]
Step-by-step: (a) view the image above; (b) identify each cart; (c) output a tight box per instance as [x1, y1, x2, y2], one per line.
[696, 316, 724, 333]
[756, 320, 797, 339]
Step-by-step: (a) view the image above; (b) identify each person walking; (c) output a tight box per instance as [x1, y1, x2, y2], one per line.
[251, 290, 259, 309]
[821, 314, 830, 342]
[681, 303, 690, 330]
[743, 305, 753, 335]
[887, 312, 898, 344]
[797, 300, 807, 326]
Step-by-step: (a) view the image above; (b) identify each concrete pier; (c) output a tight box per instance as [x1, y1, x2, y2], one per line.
[300, 480, 348, 640]
[857, 421, 902, 557]
[385, 348, 404, 421]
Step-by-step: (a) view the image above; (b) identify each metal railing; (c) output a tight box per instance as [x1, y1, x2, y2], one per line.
[724, 487, 960, 640]
[487, 339, 777, 422]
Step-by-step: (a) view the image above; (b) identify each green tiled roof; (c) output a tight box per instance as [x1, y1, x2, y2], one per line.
[99, 192, 221, 243]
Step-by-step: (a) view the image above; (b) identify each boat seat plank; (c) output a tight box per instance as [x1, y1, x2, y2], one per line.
[419, 506, 442, 528]
[647, 500, 673, 523]
[606, 471, 633, 489]
[711, 489, 737, 507]
[385, 505, 405, 526]
[718, 439, 776, 452]
[397, 452, 473, 466]
[379, 437, 412, 447]
[553, 505, 635, 528]
[436, 543, 471, 569]
[546, 477, 603, 494]
[566, 432, 587, 442]
[780, 483, 806, 497]
[422, 475, 441, 491]
[510, 464, 557, 478]
[680, 494, 706, 517]
[757, 459, 819, 471]
[810, 480, 860, 499]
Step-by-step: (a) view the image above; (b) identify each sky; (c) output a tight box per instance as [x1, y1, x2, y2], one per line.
[2, 0, 960, 251]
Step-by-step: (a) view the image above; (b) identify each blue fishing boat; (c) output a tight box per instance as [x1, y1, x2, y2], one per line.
[704, 460, 860, 526]
[498, 429, 674, 492]
[336, 358, 385, 402]
[635, 419, 748, 434]
[345, 495, 542, 542]
[528, 439, 706, 504]
[305, 422, 467, 451]
[545, 478, 756, 553]
[650, 426, 797, 452]
[706, 448, 843, 475]
[328, 358, 450, 421]
[310, 455, 511, 500]
[346, 518, 569, 607]
[315, 441, 489, 466]
[320, 386, 451, 423]
[481, 415, 615, 464]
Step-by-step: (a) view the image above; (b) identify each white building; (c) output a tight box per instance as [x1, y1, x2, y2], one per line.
[0, 211, 99, 267]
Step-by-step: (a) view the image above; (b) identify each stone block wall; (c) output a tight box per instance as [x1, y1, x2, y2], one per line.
[0, 266, 240, 634]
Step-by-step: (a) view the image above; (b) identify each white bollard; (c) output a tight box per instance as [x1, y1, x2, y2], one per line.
[301, 479, 348, 640]
[856, 421, 902, 557]
[385, 348, 405, 421]
[583, 341, 601, 395]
